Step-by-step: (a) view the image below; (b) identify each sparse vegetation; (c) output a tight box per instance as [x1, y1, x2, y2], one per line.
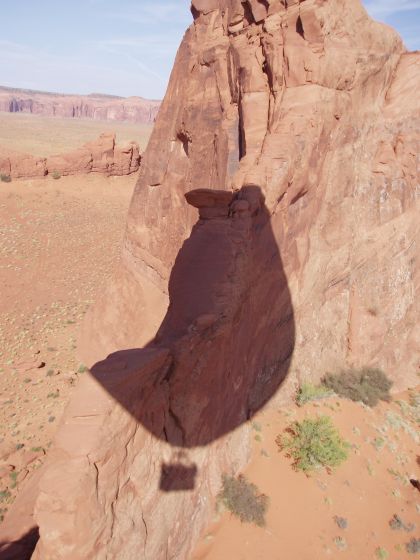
[0, 173, 11, 183]
[251, 421, 262, 432]
[0, 490, 11, 504]
[334, 536, 347, 550]
[0, 507, 7, 522]
[372, 436, 386, 451]
[51, 170, 61, 180]
[9, 471, 18, 489]
[277, 416, 349, 474]
[296, 382, 332, 406]
[334, 515, 348, 529]
[389, 514, 415, 532]
[375, 547, 389, 559]
[406, 538, 420, 554]
[322, 368, 392, 407]
[218, 474, 269, 527]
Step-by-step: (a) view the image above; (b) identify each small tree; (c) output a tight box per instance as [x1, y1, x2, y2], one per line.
[277, 416, 349, 473]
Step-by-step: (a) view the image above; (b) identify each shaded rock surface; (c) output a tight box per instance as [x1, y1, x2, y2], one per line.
[1, 0, 419, 559]
[0, 87, 160, 124]
[0, 133, 141, 178]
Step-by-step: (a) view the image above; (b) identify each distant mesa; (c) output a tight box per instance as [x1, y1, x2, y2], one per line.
[0, 132, 141, 179]
[0, 85, 161, 124]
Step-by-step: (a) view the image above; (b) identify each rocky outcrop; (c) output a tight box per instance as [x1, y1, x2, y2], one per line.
[0, 87, 160, 124]
[2, 0, 419, 558]
[0, 133, 141, 178]
[29, 184, 294, 560]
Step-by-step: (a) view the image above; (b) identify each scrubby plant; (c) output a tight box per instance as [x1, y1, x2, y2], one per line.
[51, 170, 61, 180]
[406, 538, 420, 554]
[389, 514, 415, 532]
[0, 490, 11, 504]
[375, 547, 389, 559]
[277, 416, 349, 474]
[218, 474, 269, 527]
[322, 368, 392, 407]
[0, 173, 11, 183]
[296, 382, 333, 406]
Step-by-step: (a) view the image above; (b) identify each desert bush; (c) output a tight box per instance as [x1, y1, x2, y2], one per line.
[322, 368, 392, 407]
[0, 490, 11, 504]
[296, 382, 333, 406]
[277, 416, 349, 474]
[51, 170, 61, 180]
[375, 547, 389, 559]
[406, 538, 420, 554]
[218, 474, 269, 527]
[0, 173, 11, 183]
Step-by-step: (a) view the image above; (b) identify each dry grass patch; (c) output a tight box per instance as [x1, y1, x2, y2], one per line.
[322, 368, 392, 407]
[218, 474, 269, 527]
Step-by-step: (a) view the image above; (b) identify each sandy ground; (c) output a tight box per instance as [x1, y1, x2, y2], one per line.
[0, 172, 137, 519]
[192, 394, 419, 560]
[0, 112, 153, 156]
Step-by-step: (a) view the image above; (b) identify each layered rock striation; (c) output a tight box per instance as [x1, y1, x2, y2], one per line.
[0, 87, 160, 124]
[0, 133, 141, 179]
[1, 0, 419, 558]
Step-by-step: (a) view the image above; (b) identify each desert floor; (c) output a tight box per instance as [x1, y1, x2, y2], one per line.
[192, 394, 419, 560]
[0, 111, 144, 519]
[0, 112, 153, 156]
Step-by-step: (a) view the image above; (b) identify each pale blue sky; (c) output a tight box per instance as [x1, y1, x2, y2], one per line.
[0, 1, 418, 99]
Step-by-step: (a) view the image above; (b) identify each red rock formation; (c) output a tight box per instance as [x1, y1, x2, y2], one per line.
[0, 87, 160, 124]
[2, 1, 419, 558]
[0, 133, 141, 178]
[0, 151, 47, 179]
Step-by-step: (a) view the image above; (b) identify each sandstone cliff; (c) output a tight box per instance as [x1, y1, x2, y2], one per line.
[0, 133, 141, 179]
[1, 1, 418, 559]
[0, 87, 160, 124]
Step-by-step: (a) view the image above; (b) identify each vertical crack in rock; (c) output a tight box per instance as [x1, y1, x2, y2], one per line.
[141, 511, 148, 558]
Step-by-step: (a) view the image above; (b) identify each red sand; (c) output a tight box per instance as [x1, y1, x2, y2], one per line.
[192, 395, 419, 560]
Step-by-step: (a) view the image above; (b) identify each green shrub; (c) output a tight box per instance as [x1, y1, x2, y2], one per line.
[322, 368, 392, 407]
[51, 170, 61, 180]
[0, 490, 11, 503]
[375, 547, 389, 559]
[296, 382, 333, 406]
[277, 416, 349, 473]
[0, 173, 11, 183]
[218, 474, 269, 527]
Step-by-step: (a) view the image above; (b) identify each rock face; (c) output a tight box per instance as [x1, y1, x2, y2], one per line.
[2, 0, 419, 558]
[0, 87, 160, 124]
[0, 133, 141, 178]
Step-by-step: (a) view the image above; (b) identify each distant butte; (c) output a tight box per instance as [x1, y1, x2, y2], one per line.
[0, 86, 161, 124]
